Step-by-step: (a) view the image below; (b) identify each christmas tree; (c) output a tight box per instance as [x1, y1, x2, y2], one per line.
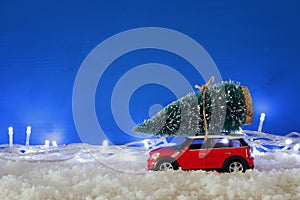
[133, 78, 253, 136]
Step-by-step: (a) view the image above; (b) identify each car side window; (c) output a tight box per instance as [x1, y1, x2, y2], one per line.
[189, 139, 204, 150]
[231, 139, 241, 147]
[211, 138, 230, 148]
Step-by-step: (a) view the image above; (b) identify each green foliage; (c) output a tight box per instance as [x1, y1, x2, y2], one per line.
[133, 81, 246, 136]
[223, 82, 246, 131]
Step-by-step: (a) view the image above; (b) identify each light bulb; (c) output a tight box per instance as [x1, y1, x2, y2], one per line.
[293, 143, 300, 151]
[285, 139, 293, 145]
[258, 113, 266, 132]
[8, 127, 13, 134]
[8, 127, 14, 148]
[26, 126, 32, 134]
[102, 140, 109, 147]
[260, 113, 266, 121]
[52, 141, 58, 147]
[45, 140, 50, 148]
[25, 126, 32, 147]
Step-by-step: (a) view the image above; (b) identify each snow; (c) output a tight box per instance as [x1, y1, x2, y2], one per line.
[0, 137, 300, 199]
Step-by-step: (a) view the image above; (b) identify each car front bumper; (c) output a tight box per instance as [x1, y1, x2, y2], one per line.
[147, 159, 156, 170]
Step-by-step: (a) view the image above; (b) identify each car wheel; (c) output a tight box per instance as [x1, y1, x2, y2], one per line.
[227, 160, 245, 173]
[154, 158, 179, 171]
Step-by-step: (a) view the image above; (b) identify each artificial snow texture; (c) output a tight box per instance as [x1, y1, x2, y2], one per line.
[0, 139, 300, 199]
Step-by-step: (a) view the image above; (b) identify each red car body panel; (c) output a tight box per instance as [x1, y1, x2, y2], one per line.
[148, 136, 254, 171]
[177, 149, 207, 169]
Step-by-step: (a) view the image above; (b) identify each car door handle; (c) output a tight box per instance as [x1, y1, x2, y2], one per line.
[198, 153, 207, 157]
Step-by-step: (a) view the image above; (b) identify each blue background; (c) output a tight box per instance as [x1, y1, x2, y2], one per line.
[0, 0, 299, 145]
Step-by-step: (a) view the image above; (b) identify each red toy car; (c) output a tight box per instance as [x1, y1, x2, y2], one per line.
[148, 135, 254, 173]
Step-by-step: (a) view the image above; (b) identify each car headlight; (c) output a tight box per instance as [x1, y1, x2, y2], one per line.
[171, 151, 180, 158]
[151, 152, 160, 160]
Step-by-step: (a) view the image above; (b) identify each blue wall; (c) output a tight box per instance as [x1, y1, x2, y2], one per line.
[0, 0, 299, 145]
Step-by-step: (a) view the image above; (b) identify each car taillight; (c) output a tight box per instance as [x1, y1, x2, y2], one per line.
[246, 147, 251, 157]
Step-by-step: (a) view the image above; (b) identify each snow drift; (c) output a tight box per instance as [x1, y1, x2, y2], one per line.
[0, 137, 299, 200]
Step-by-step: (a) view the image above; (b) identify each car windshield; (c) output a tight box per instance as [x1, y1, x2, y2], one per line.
[170, 137, 193, 150]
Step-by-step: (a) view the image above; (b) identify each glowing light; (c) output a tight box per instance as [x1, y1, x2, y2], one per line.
[221, 138, 229, 144]
[8, 127, 13, 134]
[26, 126, 32, 134]
[52, 141, 58, 147]
[260, 113, 266, 121]
[258, 113, 266, 132]
[45, 140, 50, 148]
[25, 126, 32, 147]
[102, 140, 109, 147]
[293, 143, 300, 151]
[8, 127, 13, 148]
[285, 139, 293, 145]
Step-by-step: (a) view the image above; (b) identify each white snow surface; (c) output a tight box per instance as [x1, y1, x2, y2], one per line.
[0, 143, 300, 200]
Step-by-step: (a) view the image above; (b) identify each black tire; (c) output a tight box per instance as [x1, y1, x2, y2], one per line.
[223, 158, 246, 173]
[154, 157, 179, 171]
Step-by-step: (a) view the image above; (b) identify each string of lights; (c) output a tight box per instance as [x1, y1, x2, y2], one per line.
[1, 113, 299, 162]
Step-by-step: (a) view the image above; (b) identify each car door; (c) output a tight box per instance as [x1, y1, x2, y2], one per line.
[206, 138, 232, 169]
[178, 139, 207, 170]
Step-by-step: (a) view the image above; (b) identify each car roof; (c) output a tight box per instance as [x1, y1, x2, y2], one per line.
[187, 135, 244, 140]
